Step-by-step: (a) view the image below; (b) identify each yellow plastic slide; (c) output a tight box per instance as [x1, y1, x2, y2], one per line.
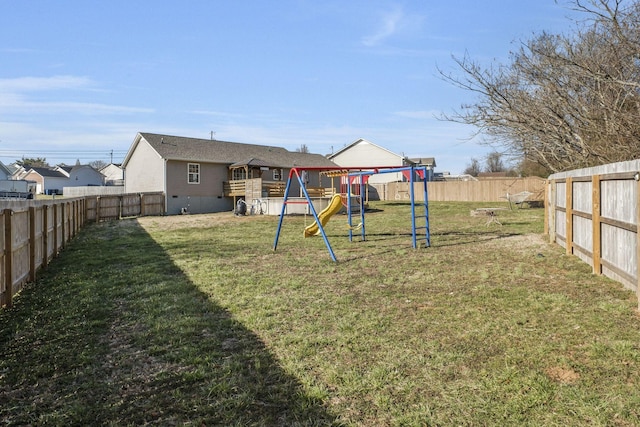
[303, 194, 343, 237]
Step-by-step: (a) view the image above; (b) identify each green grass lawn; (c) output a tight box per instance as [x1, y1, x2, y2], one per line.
[1, 201, 639, 426]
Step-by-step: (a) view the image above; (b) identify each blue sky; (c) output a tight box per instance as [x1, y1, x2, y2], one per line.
[0, 1, 577, 173]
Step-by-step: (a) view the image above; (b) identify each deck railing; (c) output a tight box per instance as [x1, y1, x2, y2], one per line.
[223, 179, 287, 198]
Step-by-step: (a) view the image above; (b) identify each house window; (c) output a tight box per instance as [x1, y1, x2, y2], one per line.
[273, 169, 283, 181]
[232, 168, 247, 180]
[188, 163, 200, 184]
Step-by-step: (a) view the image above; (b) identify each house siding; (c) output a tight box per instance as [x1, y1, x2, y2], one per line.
[165, 160, 232, 215]
[124, 139, 165, 193]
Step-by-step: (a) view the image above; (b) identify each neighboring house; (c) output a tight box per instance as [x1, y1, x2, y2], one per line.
[7, 163, 27, 180]
[23, 167, 69, 195]
[122, 132, 339, 215]
[56, 164, 104, 187]
[327, 138, 437, 184]
[409, 157, 437, 181]
[100, 163, 124, 186]
[0, 161, 12, 180]
[21, 164, 104, 195]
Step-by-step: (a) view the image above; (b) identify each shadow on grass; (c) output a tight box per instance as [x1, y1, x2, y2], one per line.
[0, 221, 340, 426]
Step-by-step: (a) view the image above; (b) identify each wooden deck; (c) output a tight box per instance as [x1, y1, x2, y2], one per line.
[224, 179, 335, 200]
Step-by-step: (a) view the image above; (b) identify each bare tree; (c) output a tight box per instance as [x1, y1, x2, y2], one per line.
[441, 0, 640, 172]
[463, 158, 482, 176]
[89, 160, 107, 170]
[484, 152, 506, 173]
[295, 144, 310, 154]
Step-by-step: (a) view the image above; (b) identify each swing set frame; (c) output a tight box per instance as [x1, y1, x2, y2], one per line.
[272, 165, 430, 262]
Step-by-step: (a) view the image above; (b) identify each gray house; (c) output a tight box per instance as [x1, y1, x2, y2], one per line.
[122, 132, 339, 215]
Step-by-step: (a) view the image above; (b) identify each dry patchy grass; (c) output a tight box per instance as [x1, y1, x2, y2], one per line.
[2, 201, 640, 426]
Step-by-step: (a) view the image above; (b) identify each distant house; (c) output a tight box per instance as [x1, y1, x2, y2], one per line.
[122, 132, 339, 215]
[7, 163, 27, 180]
[21, 164, 104, 195]
[409, 157, 437, 181]
[56, 164, 104, 187]
[0, 161, 12, 180]
[327, 138, 436, 184]
[100, 163, 124, 186]
[23, 167, 69, 195]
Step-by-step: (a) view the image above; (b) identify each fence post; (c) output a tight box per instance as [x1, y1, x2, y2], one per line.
[565, 177, 573, 255]
[548, 180, 556, 243]
[4, 209, 13, 307]
[72, 200, 77, 236]
[544, 180, 549, 235]
[53, 204, 58, 255]
[29, 206, 36, 282]
[61, 202, 66, 248]
[140, 193, 145, 217]
[43, 204, 49, 266]
[81, 198, 86, 226]
[96, 196, 101, 223]
[637, 177, 640, 310]
[592, 175, 602, 275]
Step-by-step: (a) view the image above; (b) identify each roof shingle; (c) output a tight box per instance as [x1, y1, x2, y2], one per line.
[139, 133, 337, 168]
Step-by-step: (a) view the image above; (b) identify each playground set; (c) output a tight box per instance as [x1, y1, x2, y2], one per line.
[273, 165, 430, 262]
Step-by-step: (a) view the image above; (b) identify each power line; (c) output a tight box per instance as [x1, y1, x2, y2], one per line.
[0, 149, 128, 164]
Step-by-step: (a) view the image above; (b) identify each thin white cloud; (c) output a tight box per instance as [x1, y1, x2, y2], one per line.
[362, 6, 404, 47]
[0, 47, 38, 54]
[393, 110, 439, 120]
[190, 110, 247, 119]
[0, 75, 153, 115]
[0, 97, 153, 115]
[0, 75, 93, 92]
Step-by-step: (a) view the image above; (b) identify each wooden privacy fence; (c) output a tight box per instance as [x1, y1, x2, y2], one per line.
[372, 177, 546, 202]
[85, 192, 165, 221]
[0, 192, 165, 307]
[1, 199, 85, 308]
[546, 160, 640, 306]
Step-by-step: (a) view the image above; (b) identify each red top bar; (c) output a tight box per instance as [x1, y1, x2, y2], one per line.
[288, 165, 413, 177]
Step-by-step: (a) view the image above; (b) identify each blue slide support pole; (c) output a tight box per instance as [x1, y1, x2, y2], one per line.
[410, 166, 417, 249]
[273, 168, 338, 262]
[299, 173, 338, 262]
[359, 176, 366, 241]
[347, 177, 353, 242]
[273, 170, 296, 251]
[423, 172, 431, 247]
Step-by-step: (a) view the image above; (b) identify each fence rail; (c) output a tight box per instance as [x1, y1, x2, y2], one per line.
[0, 192, 165, 307]
[546, 160, 640, 308]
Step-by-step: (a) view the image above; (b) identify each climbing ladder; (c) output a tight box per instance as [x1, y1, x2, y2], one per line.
[346, 166, 430, 248]
[412, 175, 430, 248]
